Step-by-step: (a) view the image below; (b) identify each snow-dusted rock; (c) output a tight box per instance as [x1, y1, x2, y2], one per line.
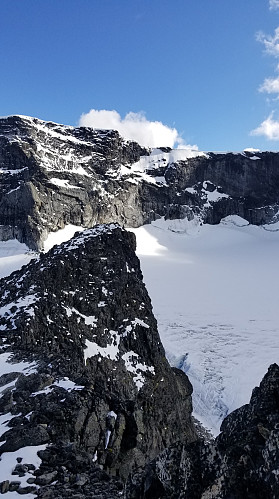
[0, 223, 196, 495]
[127, 364, 279, 498]
[0, 116, 279, 250]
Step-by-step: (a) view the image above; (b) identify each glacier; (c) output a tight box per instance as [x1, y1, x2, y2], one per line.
[130, 216, 279, 435]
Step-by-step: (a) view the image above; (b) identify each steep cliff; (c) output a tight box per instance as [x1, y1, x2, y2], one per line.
[0, 224, 196, 496]
[0, 116, 278, 250]
[127, 363, 279, 498]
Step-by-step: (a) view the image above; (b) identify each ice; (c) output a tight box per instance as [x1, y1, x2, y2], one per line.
[243, 147, 261, 153]
[31, 377, 84, 396]
[63, 306, 97, 326]
[130, 216, 279, 434]
[107, 410, 117, 419]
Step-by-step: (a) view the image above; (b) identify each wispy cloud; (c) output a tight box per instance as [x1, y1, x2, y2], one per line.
[256, 27, 279, 57]
[251, 21, 279, 140]
[251, 114, 279, 140]
[259, 75, 279, 94]
[79, 109, 197, 149]
[269, 0, 279, 10]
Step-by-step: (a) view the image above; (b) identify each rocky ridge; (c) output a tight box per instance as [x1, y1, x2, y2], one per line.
[0, 115, 279, 250]
[127, 363, 279, 498]
[0, 115, 279, 498]
[0, 224, 196, 496]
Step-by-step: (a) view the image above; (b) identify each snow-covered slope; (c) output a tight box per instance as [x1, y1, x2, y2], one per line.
[129, 216, 279, 435]
[0, 240, 35, 279]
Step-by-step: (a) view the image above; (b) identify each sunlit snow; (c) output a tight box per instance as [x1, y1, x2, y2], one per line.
[130, 216, 279, 435]
[43, 224, 85, 252]
[0, 240, 34, 279]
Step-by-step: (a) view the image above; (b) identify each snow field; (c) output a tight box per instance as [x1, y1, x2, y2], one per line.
[130, 217, 279, 434]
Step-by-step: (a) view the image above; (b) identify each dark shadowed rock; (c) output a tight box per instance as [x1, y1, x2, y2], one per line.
[0, 224, 196, 495]
[127, 363, 279, 498]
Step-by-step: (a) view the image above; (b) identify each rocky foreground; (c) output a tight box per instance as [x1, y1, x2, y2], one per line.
[0, 225, 277, 497]
[0, 224, 196, 497]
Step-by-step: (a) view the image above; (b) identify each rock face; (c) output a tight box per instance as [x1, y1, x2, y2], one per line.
[0, 224, 196, 496]
[1, 115, 279, 497]
[0, 116, 279, 250]
[128, 363, 279, 498]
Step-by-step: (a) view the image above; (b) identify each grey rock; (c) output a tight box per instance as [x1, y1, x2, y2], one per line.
[128, 363, 279, 498]
[0, 480, 9, 494]
[0, 116, 278, 251]
[0, 425, 50, 453]
[9, 481, 21, 492]
[17, 485, 37, 494]
[0, 224, 196, 496]
[35, 471, 58, 486]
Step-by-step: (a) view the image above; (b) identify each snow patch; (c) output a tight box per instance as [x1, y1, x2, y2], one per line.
[0, 444, 46, 493]
[84, 331, 120, 363]
[50, 178, 81, 189]
[43, 224, 85, 252]
[121, 351, 155, 390]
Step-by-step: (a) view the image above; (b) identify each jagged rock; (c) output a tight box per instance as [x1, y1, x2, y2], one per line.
[0, 480, 9, 494]
[0, 425, 50, 453]
[0, 224, 196, 493]
[0, 116, 278, 250]
[9, 481, 21, 492]
[35, 471, 58, 486]
[127, 364, 279, 498]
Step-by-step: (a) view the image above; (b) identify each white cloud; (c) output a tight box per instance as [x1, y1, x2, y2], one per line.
[252, 22, 279, 138]
[259, 76, 279, 93]
[250, 114, 279, 140]
[78, 109, 197, 149]
[269, 0, 279, 10]
[256, 27, 279, 57]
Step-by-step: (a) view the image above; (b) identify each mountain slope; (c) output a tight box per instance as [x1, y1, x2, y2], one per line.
[0, 224, 196, 496]
[127, 363, 279, 498]
[0, 115, 279, 250]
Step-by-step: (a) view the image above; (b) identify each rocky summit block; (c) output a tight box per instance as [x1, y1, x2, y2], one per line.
[0, 223, 196, 495]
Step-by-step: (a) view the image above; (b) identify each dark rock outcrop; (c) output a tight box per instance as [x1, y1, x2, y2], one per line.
[128, 363, 279, 498]
[0, 224, 196, 496]
[0, 116, 279, 250]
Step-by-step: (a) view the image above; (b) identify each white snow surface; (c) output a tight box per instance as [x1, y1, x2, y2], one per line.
[43, 224, 85, 252]
[0, 444, 46, 497]
[0, 239, 34, 279]
[129, 216, 279, 435]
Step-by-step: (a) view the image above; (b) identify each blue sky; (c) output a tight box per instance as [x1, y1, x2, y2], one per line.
[1, 0, 279, 150]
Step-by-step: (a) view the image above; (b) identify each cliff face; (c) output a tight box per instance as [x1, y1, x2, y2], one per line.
[127, 363, 279, 499]
[0, 224, 196, 496]
[0, 116, 278, 250]
[1, 115, 279, 497]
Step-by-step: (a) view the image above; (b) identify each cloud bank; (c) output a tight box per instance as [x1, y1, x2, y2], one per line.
[78, 109, 197, 149]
